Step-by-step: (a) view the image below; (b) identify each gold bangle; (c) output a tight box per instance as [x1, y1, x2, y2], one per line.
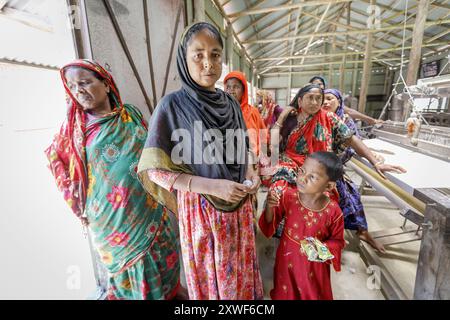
[187, 176, 193, 192]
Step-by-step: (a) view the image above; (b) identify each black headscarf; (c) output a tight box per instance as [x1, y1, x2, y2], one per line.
[309, 76, 327, 88]
[138, 22, 249, 213]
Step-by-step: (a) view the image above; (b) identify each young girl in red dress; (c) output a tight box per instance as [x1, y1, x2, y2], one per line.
[259, 151, 345, 300]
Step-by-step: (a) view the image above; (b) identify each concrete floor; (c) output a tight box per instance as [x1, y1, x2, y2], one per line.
[255, 172, 421, 300]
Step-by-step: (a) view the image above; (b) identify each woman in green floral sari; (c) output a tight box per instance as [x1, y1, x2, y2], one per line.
[45, 59, 180, 300]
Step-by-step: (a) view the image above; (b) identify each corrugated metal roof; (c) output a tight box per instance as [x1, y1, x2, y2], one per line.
[216, 0, 450, 76]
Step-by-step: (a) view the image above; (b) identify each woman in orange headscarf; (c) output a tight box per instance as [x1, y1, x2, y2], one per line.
[224, 71, 267, 158]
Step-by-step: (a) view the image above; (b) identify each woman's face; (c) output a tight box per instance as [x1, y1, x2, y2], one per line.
[298, 88, 323, 115]
[322, 93, 340, 114]
[64, 67, 111, 113]
[186, 29, 223, 92]
[225, 78, 244, 103]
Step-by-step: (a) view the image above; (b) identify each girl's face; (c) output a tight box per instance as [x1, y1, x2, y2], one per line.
[186, 29, 223, 92]
[64, 67, 111, 113]
[322, 93, 340, 114]
[298, 88, 323, 115]
[296, 158, 333, 195]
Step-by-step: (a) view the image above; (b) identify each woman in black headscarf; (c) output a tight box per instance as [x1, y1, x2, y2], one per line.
[137, 22, 263, 300]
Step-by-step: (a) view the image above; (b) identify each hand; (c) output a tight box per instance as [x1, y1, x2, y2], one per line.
[370, 118, 384, 126]
[80, 216, 89, 227]
[373, 152, 385, 164]
[374, 163, 407, 179]
[246, 175, 261, 195]
[267, 189, 281, 208]
[212, 180, 250, 203]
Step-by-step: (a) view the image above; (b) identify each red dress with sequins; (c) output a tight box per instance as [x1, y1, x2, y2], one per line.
[259, 187, 345, 300]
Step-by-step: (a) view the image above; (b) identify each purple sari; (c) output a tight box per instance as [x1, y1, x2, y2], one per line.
[325, 89, 368, 231]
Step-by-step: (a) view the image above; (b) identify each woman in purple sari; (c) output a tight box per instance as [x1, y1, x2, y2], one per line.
[323, 88, 386, 253]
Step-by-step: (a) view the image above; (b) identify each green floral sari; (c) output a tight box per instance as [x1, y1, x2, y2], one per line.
[46, 60, 179, 300]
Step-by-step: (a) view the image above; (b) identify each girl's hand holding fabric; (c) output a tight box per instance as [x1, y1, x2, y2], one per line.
[212, 180, 251, 204]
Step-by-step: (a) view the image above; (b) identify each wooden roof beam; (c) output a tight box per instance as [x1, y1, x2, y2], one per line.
[227, 0, 353, 18]
[243, 18, 450, 44]
[248, 8, 343, 58]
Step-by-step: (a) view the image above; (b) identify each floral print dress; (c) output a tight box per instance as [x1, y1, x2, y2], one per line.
[148, 170, 264, 300]
[83, 105, 180, 300]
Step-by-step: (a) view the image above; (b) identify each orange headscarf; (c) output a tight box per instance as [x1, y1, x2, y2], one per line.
[224, 71, 266, 156]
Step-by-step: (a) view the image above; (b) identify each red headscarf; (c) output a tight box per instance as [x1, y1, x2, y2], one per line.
[45, 59, 131, 218]
[224, 71, 266, 155]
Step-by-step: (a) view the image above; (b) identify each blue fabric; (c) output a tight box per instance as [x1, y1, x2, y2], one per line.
[325, 88, 368, 231]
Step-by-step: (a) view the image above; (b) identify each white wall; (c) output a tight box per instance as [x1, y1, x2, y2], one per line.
[0, 1, 96, 299]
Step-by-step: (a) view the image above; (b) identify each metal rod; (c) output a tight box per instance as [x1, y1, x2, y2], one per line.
[143, 0, 157, 109]
[102, 0, 153, 113]
[347, 158, 426, 215]
[161, 2, 183, 98]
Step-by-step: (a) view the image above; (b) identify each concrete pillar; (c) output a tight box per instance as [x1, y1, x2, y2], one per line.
[185, 0, 194, 25]
[240, 47, 246, 72]
[193, 0, 205, 22]
[403, 0, 431, 120]
[226, 22, 234, 71]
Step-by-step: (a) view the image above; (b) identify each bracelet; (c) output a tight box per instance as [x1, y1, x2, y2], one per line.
[274, 121, 283, 128]
[187, 176, 193, 192]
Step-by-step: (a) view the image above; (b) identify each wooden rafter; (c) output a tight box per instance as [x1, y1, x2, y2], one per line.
[227, 0, 353, 18]
[248, 6, 343, 58]
[243, 17, 450, 45]
[210, 0, 253, 65]
[237, 0, 291, 35]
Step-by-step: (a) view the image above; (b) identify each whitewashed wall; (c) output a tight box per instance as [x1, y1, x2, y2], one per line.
[0, 1, 96, 299]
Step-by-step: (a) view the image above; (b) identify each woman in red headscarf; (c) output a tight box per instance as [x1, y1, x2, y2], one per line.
[45, 59, 182, 300]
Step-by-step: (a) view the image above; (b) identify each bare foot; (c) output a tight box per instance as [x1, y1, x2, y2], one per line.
[174, 285, 190, 300]
[357, 230, 387, 254]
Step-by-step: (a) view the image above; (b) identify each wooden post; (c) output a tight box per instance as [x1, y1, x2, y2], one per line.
[339, 2, 351, 93]
[403, 0, 431, 120]
[287, 61, 293, 105]
[351, 59, 358, 96]
[383, 68, 389, 96]
[357, 0, 374, 114]
[413, 188, 450, 299]
[328, 41, 334, 88]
